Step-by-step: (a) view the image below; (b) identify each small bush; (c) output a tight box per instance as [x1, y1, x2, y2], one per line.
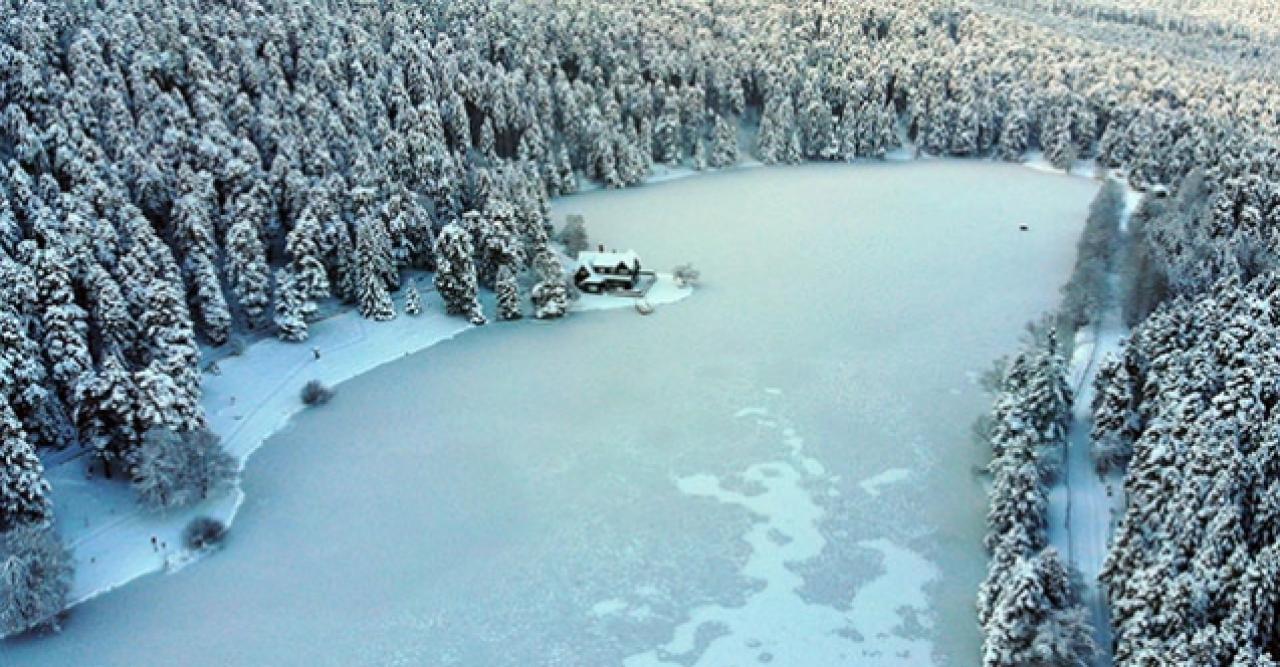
[184, 517, 226, 551]
[672, 263, 701, 285]
[0, 525, 72, 637]
[300, 380, 334, 406]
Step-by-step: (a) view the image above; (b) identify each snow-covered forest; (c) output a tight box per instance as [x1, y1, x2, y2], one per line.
[2, 0, 1280, 660]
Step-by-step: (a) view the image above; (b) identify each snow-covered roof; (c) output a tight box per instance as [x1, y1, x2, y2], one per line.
[577, 250, 640, 270]
[578, 249, 645, 272]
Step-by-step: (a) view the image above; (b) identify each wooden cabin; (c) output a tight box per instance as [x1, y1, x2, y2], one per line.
[573, 247, 642, 294]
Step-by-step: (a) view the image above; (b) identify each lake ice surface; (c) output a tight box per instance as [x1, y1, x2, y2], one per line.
[2, 161, 1098, 666]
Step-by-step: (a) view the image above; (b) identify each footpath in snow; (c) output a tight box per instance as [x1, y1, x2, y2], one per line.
[1045, 183, 1143, 662]
[44, 273, 691, 609]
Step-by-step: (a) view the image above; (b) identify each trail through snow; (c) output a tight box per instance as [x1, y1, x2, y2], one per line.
[1046, 183, 1143, 663]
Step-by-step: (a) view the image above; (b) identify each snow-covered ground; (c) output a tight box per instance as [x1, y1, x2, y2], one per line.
[42, 272, 691, 608]
[1046, 183, 1143, 663]
[6, 161, 1099, 666]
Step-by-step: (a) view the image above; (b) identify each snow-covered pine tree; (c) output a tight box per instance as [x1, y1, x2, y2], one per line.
[0, 396, 52, 531]
[530, 246, 569, 320]
[404, 282, 423, 316]
[708, 113, 738, 168]
[654, 90, 682, 165]
[285, 205, 331, 306]
[433, 221, 485, 324]
[137, 275, 204, 432]
[224, 218, 271, 327]
[72, 351, 137, 464]
[186, 251, 232, 345]
[0, 307, 57, 448]
[1091, 353, 1140, 473]
[496, 263, 522, 321]
[355, 220, 397, 322]
[81, 261, 133, 356]
[756, 91, 794, 164]
[34, 243, 92, 402]
[273, 269, 309, 342]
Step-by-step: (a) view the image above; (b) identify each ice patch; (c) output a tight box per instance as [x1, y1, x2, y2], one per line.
[590, 598, 629, 618]
[859, 468, 912, 497]
[627, 409, 936, 666]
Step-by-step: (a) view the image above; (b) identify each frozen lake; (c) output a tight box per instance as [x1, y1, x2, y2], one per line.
[3, 161, 1098, 666]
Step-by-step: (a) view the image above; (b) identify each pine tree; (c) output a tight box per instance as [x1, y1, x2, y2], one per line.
[35, 244, 92, 402]
[273, 269, 309, 342]
[1091, 354, 1139, 473]
[286, 206, 330, 304]
[496, 263, 522, 321]
[0, 397, 52, 532]
[355, 221, 397, 321]
[0, 307, 59, 448]
[531, 246, 569, 320]
[137, 276, 203, 432]
[404, 282, 423, 316]
[81, 261, 133, 356]
[708, 113, 739, 168]
[433, 222, 485, 324]
[224, 218, 271, 327]
[73, 352, 138, 463]
[654, 91, 682, 165]
[186, 251, 231, 345]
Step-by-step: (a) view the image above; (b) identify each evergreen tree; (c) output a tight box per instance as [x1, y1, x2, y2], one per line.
[0, 397, 52, 532]
[273, 269, 309, 342]
[355, 222, 397, 321]
[404, 282, 423, 316]
[433, 222, 485, 324]
[495, 263, 522, 321]
[708, 113, 738, 168]
[224, 218, 271, 327]
[34, 244, 92, 402]
[531, 246, 569, 320]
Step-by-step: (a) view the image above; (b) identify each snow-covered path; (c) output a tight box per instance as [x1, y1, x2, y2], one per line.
[43, 275, 691, 609]
[1047, 184, 1142, 663]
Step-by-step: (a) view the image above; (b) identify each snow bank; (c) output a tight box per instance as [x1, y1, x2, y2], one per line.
[46, 274, 691, 609]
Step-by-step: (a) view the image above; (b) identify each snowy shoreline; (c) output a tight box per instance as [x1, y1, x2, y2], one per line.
[43, 153, 1111, 619]
[45, 273, 691, 610]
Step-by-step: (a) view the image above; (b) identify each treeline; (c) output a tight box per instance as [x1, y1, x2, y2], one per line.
[1095, 274, 1280, 664]
[976, 327, 1095, 666]
[1059, 179, 1125, 331]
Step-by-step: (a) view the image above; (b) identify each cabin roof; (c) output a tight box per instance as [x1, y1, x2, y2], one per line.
[577, 250, 640, 269]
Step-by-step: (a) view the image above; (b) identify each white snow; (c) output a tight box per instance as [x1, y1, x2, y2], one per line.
[859, 468, 912, 497]
[43, 273, 691, 609]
